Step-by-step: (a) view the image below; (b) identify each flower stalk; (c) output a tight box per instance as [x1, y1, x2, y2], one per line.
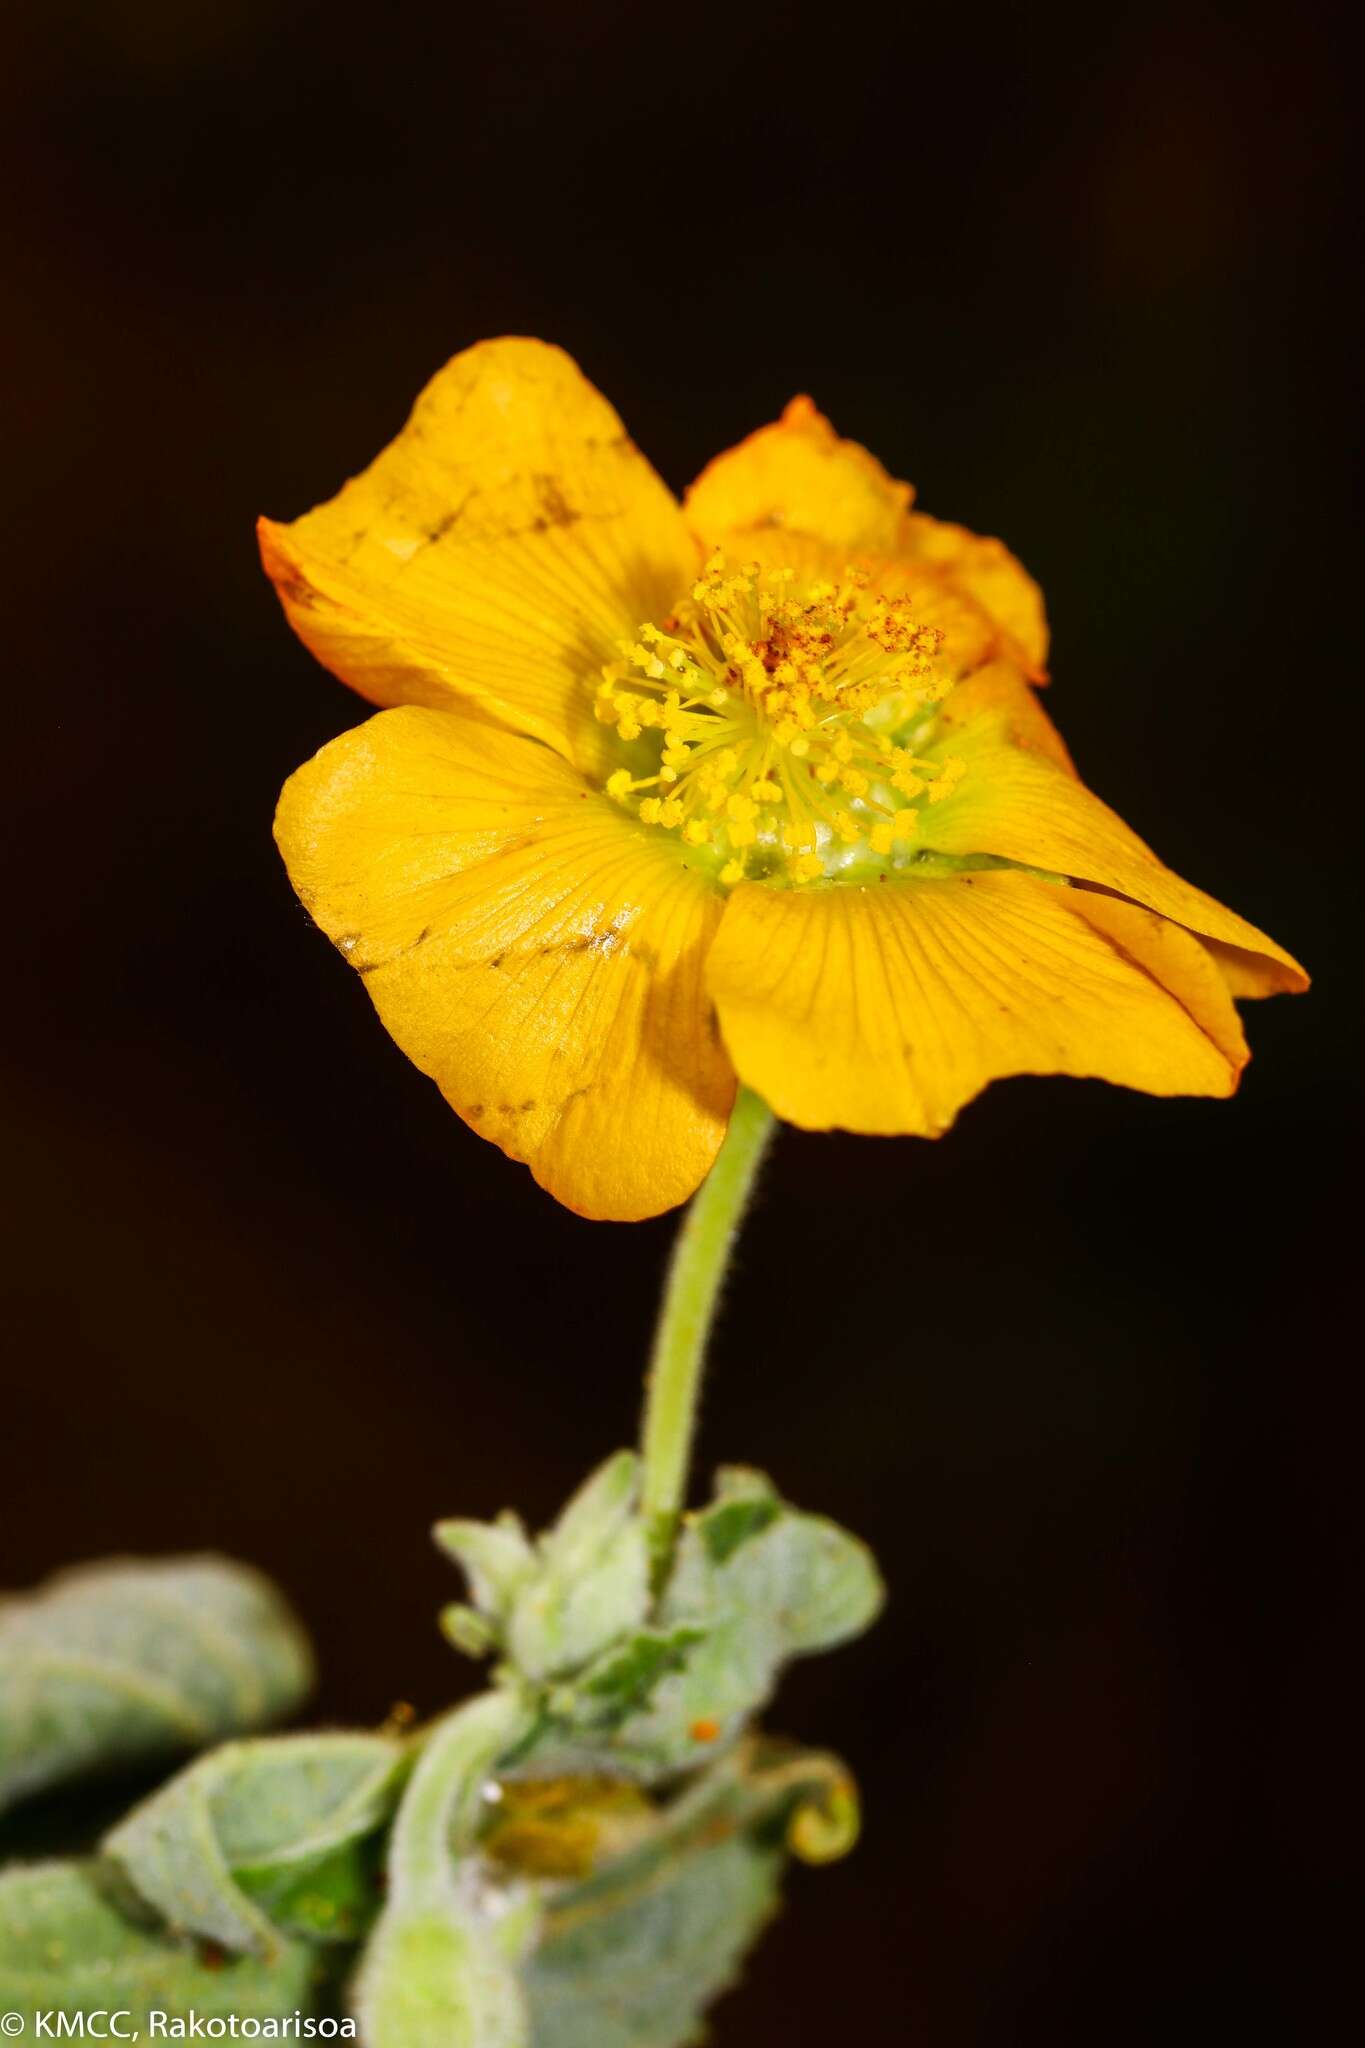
[640, 1085, 776, 1573]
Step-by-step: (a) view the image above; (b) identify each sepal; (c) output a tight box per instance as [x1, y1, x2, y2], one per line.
[437, 1453, 652, 1682]
[456, 1463, 884, 1783]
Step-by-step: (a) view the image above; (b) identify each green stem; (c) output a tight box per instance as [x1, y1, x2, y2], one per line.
[640, 1086, 777, 1566]
[386, 1691, 529, 1905]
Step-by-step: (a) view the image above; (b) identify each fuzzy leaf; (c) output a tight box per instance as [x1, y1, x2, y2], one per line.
[103, 1732, 404, 1954]
[574, 1630, 707, 1731]
[699, 1495, 781, 1566]
[530, 1477, 883, 1780]
[0, 1861, 325, 2026]
[670, 1490, 885, 1655]
[0, 1557, 314, 1815]
[521, 1741, 855, 2048]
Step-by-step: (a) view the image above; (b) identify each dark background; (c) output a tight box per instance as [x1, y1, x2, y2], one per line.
[2, 1, 1356, 2039]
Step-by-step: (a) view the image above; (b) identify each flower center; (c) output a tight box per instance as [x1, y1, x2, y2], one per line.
[595, 552, 965, 885]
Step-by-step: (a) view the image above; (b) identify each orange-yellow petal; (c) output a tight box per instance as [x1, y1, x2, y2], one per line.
[1064, 890, 1248, 1068]
[707, 870, 1247, 1136]
[1197, 935, 1305, 1001]
[260, 338, 697, 772]
[275, 707, 734, 1220]
[933, 660, 1075, 774]
[682, 398, 1047, 678]
[897, 509, 1050, 680]
[682, 396, 913, 557]
[915, 717, 1307, 987]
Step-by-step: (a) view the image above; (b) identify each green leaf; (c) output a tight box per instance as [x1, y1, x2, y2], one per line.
[0, 1557, 314, 1816]
[0, 1861, 325, 2026]
[527, 1836, 777, 2047]
[103, 1731, 404, 1955]
[575, 1630, 708, 1730]
[525, 1476, 883, 1781]
[675, 1493, 885, 1657]
[699, 1496, 781, 1566]
[521, 1741, 856, 2048]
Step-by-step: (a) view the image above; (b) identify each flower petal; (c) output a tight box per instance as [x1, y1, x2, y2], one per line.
[682, 398, 1048, 677]
[707, 870, 1247, 1136]
[260, 338, 698, 770]
[934, 660, 1075, 774]
[275, 707, 734, 1220]
[916, 717, 1308, 986]
[1064, 890, 1248, 1068]
[682, 396, 913, 556]
[1198, 937, 1305, 1000]
[897, 510, 1050, 680]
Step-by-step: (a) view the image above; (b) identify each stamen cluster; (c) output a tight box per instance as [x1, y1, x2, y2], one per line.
[595, 552, 966, 885]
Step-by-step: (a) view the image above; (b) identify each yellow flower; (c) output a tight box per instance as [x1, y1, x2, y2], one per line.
[262, 339, 1306, 1222]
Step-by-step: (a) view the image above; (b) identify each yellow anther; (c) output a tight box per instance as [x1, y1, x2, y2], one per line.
[596, 551, 962, 878]
[926, 756, 965, 803]
[630, 643, 666, 679]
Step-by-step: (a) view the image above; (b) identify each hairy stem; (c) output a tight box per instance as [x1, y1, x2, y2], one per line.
[640, 1086, 776, 1572]
[387, 1691, 530, 1905]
